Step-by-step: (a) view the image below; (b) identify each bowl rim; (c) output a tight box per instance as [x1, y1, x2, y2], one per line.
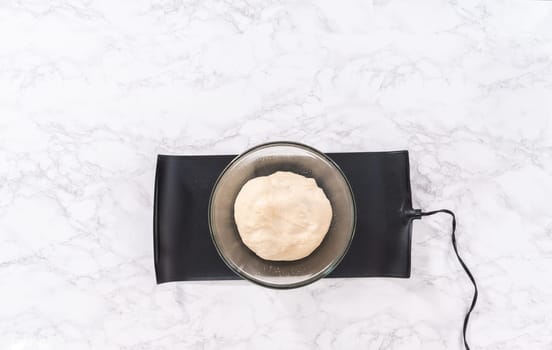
[208, 141, 357, 289]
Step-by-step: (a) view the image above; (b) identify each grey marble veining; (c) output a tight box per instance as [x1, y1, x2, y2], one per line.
[1, 0, 552, 349]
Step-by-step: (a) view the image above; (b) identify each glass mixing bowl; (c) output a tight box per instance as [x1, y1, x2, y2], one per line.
[208, 141, 356, 289]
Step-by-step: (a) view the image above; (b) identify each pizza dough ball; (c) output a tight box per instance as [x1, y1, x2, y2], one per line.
[234, 171, 332, 261]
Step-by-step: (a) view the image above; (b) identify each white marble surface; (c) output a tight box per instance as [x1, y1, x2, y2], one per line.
[1, 0, 552, 349]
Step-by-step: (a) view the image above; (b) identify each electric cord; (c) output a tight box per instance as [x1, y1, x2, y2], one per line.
[409, 209, 478, 350]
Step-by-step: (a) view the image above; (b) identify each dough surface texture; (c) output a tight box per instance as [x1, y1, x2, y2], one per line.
[234, 171, 332, 261]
